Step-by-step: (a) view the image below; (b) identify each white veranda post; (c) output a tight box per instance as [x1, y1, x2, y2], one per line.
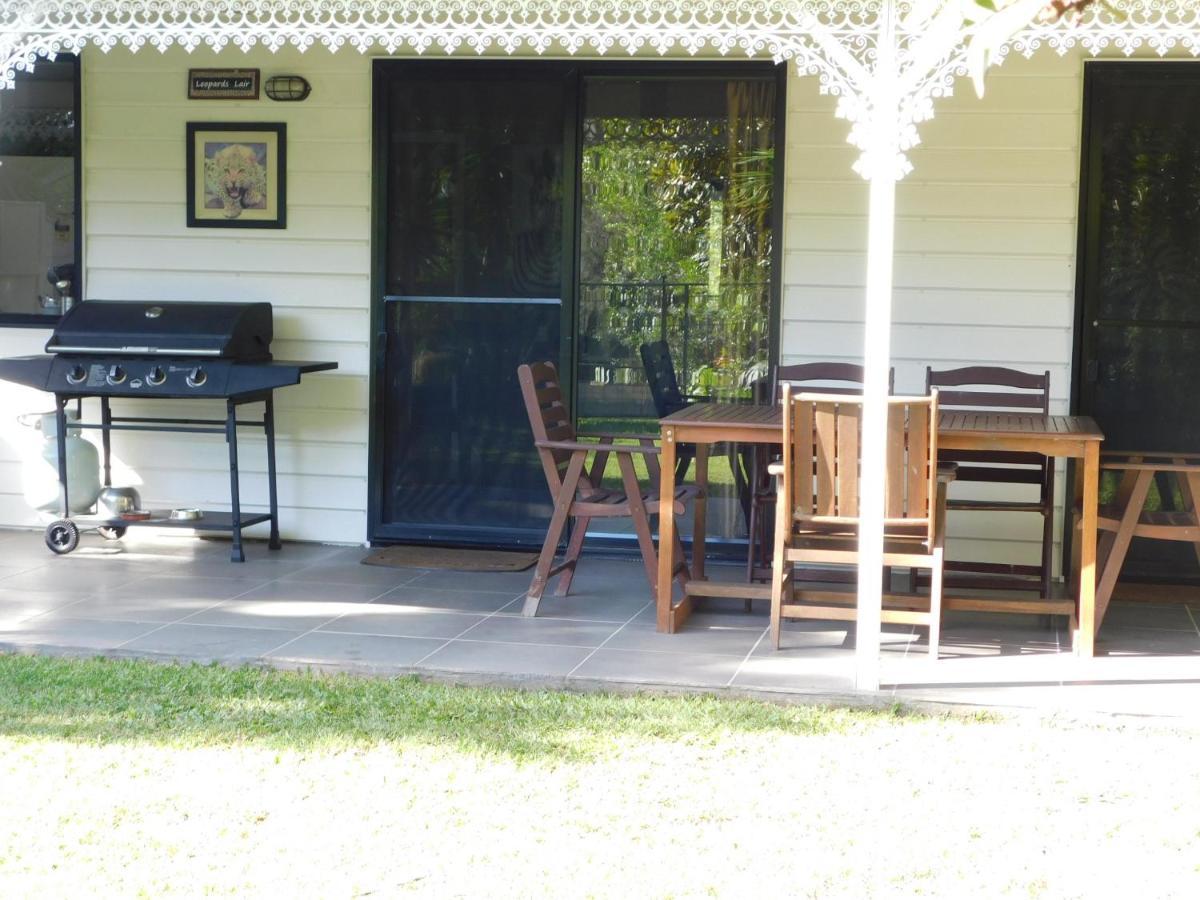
[854, 3, 900, 692]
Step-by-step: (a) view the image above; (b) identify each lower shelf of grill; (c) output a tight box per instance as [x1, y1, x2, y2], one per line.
[66, 510, 273, 531]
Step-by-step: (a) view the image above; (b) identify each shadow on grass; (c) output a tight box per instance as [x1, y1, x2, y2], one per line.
[0, 654, 912, 761]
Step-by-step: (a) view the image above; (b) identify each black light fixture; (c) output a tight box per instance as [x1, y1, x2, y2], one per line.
[265, 75, 311, 102]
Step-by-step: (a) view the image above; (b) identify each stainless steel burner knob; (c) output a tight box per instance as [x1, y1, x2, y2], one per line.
[186, 367, 208, 388]
[106, 365, 126, 386]
[146, 366, 166, 386]
[66, 364, 87, 385]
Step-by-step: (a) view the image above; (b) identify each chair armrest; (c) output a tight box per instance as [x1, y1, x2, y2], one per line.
[767, 462, 785, 477]
[536, 440, 659, 455]
[937, 462, 957, 484]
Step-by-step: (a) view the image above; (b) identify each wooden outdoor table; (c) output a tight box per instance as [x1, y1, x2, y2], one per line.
[656, 404, 1105, 655]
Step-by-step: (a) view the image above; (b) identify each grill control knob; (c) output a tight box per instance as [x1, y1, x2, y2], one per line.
[146, 366, 166, 386]
[66, 364, 87, 385]
[186, 367, 208, 388]
[106, 365, 126, 386]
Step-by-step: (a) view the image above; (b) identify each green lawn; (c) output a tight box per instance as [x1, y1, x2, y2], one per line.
[1, 655, 1198, 897]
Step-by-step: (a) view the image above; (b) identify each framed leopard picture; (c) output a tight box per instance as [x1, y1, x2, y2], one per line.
[186, 122, 286, 229]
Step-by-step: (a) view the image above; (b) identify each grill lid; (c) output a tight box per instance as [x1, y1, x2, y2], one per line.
[46, 301, 273, 360]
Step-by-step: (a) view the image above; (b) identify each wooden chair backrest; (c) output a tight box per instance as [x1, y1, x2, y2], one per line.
[518, 361, 579, 497]
[780, 387, 939, 546]
[639, 340, 688, 417]
[926, 366, 1050, 475]
[775, 362, 894, 399]
[925, 366, 1049, 414]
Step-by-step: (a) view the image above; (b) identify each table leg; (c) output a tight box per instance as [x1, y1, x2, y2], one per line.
[1076, 440, 1099, 656]
[693, 442, 708, 581]
[657, 425, 678, 632]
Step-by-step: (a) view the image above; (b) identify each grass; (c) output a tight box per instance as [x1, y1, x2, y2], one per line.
[0, 655, 867, 759]
[1, 655, 1199, 897]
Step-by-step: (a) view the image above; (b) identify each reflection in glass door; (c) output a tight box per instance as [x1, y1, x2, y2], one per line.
[577, 75, 779, 543]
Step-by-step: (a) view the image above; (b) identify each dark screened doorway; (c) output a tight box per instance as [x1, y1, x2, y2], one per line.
[370, 61, 783, 548]
[1077, 62, 1200, 582]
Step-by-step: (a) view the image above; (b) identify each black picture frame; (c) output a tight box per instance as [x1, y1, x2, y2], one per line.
[186, 122, 287, 229]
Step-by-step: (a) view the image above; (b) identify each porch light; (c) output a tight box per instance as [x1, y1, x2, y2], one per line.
[265, 75, 311, 102]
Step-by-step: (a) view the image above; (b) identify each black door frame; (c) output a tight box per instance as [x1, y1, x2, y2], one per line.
[368, 58, 787, 548]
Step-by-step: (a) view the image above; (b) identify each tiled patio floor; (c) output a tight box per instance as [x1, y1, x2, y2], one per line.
[3, 527, 1200, 719]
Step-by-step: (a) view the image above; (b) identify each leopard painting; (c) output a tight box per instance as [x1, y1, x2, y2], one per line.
[203, 142, 268, 218]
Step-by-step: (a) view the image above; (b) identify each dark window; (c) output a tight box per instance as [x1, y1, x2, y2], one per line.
[0, 55, 80, 326]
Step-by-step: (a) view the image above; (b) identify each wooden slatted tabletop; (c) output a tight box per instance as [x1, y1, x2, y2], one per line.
[655, 402, 1105, 656]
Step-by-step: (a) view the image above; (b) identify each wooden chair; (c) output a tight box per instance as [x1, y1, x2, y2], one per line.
[518, 361, 698, 617]
[746, 363, 895, 581]
[1090, 452, 1200, 632]
[924, 366, 1054, 595]
[769, 388, 948, 658]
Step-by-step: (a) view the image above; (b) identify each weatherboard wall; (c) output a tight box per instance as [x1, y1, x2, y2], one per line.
[0, 44, 1085, 563]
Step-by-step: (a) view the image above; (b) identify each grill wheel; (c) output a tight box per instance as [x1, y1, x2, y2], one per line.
[44, 519, 80, 554]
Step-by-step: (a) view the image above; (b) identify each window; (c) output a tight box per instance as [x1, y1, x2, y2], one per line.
[0, 55, 80, 325]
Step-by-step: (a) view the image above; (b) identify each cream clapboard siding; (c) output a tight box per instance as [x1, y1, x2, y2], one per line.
[781, 49, 1083, 569]
[1, 42, 1094, 562]
[0, 46, 371, 542]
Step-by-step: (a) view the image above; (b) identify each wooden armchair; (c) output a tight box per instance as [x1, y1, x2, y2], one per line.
[518, 361, 697, 617]
[925, 366, 1054, 595]
[769, 388, 948, 659]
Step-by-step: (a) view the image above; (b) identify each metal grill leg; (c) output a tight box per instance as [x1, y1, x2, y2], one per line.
[265, 394, 281, 550]
[226, 399, 244, 563]
[55, 396, 70, 517]
[100, 397, 113, 487]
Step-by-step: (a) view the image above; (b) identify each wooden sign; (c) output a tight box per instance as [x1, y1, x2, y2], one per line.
[188, 69, 260, 100]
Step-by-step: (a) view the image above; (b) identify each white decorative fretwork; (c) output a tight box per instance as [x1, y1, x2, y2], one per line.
[1, 1, 1199, 176]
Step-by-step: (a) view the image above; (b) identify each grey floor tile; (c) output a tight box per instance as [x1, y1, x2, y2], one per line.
[571, 648, 743, 687]
[421, 640, 593, 678]
[452, 615, 619, 648]
[31, 593, 224, 625]
[604, 621, 766, 657]
[519, 591, 650, 623]
[752, 621, 859, 655]
[1097, 627, 1200, 656]
[184, 599, 367, 632]
[319, 608, 485, 640]
[0, 615, 160, 650]
[265, 631, 446, 669]
[233, 580, 391, 604]
[0, 564, 143, 592]
[936, 626, 1063, 658]
[372, 585, 522, 614]
[119, 575, 269, 601]
[120, 623, 303, 662]
[1100, 602, 1197, 632]
[408, 567, 537, 593]
[276, 561, 422, 587]
[121, 558, 294, 582]
[631, 604, 767, 631]
[731, 654, 857, 692]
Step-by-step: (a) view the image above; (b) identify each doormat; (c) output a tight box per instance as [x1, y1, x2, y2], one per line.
[361, 545, 538, 572]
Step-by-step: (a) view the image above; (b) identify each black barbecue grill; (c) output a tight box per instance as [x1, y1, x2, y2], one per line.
[0, 300, 337, 560]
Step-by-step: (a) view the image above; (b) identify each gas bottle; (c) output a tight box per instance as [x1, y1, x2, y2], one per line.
[20, 411, 102, 514]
